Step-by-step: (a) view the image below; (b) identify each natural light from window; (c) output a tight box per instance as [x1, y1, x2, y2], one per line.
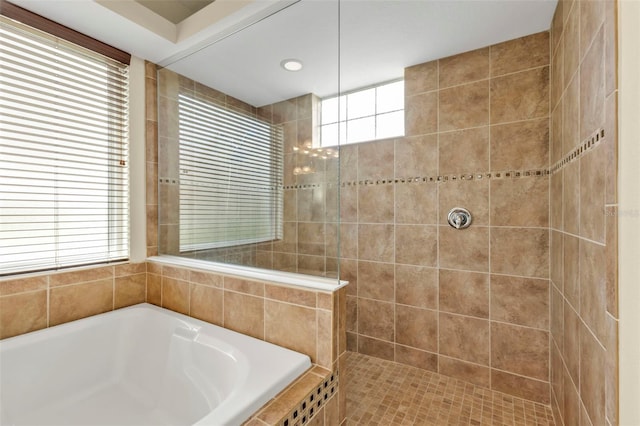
[319, 80, 404, 147]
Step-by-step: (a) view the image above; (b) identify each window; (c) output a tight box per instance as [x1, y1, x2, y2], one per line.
[0, 13, 130, 275]
[178, 94, 283, 251]
[319, 80, 404, 147]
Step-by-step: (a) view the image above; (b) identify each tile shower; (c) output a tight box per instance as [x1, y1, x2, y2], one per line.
[0, 0, 619, 424]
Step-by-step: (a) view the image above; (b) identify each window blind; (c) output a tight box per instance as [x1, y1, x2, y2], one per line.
[178, 93, 283, 251]
[0, 16, 129, 275]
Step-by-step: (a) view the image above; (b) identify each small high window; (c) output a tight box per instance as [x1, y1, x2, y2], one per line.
[319, 80, 404, 147]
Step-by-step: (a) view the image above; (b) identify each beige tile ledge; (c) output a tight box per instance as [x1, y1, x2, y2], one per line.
[243, 365, 338, 426]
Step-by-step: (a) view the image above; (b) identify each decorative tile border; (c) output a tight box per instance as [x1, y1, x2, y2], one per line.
[279, 371, 338, 426]
[549, 128, 605, 174]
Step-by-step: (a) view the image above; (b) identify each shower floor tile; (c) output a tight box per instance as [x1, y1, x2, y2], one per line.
[345, 352, 555, 426]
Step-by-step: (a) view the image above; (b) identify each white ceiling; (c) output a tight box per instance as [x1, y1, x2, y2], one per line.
[8, 0, 557, 107]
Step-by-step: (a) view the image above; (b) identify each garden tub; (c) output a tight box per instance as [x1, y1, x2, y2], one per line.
[0, 303, 311, 425]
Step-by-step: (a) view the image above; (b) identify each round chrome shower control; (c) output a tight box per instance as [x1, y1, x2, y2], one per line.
[447, 208, 472, 229]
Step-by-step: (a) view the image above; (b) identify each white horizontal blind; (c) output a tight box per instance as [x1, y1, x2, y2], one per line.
[0, 17, 129, 275]
[178, 93, 283, 251]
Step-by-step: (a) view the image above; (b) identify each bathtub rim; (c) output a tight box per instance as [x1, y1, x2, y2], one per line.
[147, 255, 348, 292]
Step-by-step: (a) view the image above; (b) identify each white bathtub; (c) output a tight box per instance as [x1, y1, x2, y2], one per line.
[0, 303, 311, 426]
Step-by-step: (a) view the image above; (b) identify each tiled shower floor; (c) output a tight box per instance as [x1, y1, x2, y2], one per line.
[345, 352, 555, 426]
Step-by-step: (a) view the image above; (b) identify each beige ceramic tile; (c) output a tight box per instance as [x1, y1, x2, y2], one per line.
[439, 47, 490, 88]
[491, 369, 550, 404]
[439, 269, 489, 319]
[564, 301, 581, 385]
[357, 298, 394, 342]
[439, 226, 489, 272]
[394, 344, 438, 372]
[490, 228, 549, 278]
[580, 239, 606, 343]
[491, 177, 549, 227]
[439, 81, 490, 131]
[405, 92, 438, 136]
[162, 277, 189, 315]
[146, 273, 162, 306]
[49, 266, 113, 287]
[265, 300, 317, 361]
[438, 126, 490, 175]
[395, 182, 437, 225]
[439, 313, 490, 365]
[394, 225, 438, 267]
[49, 279, 113, 326]
[265, 284, 316, 307]
[580, 26, 605, 142]
[224, 276, 265, 297]
[580, 147, 606, 244]
[491, 322, 549, 380]
[490, 67, 549, 124]
[357, 261, 394, 302]
[357, 139, 395, 180]
[357, 335, 394, 361]
[439, 179, 490, 226]
[357, 224, 394, 263]
[395, 264, 437, 310]
[438, 355, 491, 388]
[394, 134, 438, 176]
[357, 184, 394, 223]
[564, 4, 580, 86]
[404, 60, 438, 95]
[189, 284, 223, 326]
[223, 291, 264, 340]
[0, 291, 47, 339]
[491, 32, 550, 77]
[114, 273, 146, 309]
[490, 118, 550, 170]
[395, 305, 437, 352]
[0, 276, 48, 296]
[580, 321, 606, 425]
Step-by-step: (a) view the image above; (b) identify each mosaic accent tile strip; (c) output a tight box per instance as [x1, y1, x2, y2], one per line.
[549, 128, 605, 174]
[345, 352, 555, 426]
[278, 370, 338, 426]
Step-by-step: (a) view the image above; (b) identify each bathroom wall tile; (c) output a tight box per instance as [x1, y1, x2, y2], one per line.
[394, 225, 437, 267]
[265, 300, 317, 362]
[580, 147, 606, 243]
[605, 206, 618, 317]
[440, 226, 489, 272]
[395, 305, 438, 352]
[283, 190, 297, 222]
[346, 295, 357, 332]
[224, 277, 265, 297]
[0, 291, 47, 339]
[357, 298, 394, 341]
[439, 270, 489, 319]
[564, 231, 579, 312]
[340, 259, 358, 295]
[580, 321, 606, 426]
[357, 334, 394, 362]
[580, 0, 605, 61]
[223, 291, 264, 340]
[491, 274, 549, 329]
[297, 255, 325, 275]
[265, 284, 316, 308]
[551, 340, 565, 414]
[552, 100, 563, 164]
[604, 93, 618, 204]
[49, 279, 113, 326]
[580, 239, 606, 343]
[439, 47, 489, 88]
[357, 139, 395, 179]
[0, 275, 47, 296]
[564, 366, 581, 426]
[605, 314, 619, 425]
[551, 34, 564, 112]
[490, 177, 549, 227]
[189, 284, 223, 326]
[114, 273, 146, 309]
[162, 277, 189, 315]
[357, 184, 394, 223]
[550, 172, 563, 231]
[395, 134, 438, 176]
[273, 222, 296, 253]
[439, 179, 489, 226]
[491, 32, 550, 77]
[564, 301, 581, 384]
[438, 356, 491, 388]
[563, 72, 580, 154]
[404, 60, 438, 95]
[273, 252, 297, 272]
[114, 263, 146, 277]
[161, 265, 189, 281]
[339, 144, 358, 183]
[550, 230, 564, 289]
[194, 82, 226, 104]
[551, 284, 565, 352]
[145, 121, 158, 163]
[405, 91, 438, 136]
[346, 332, 357, 352]
[490, 67, 549, 124]
[564, 5, 580, 86]
[580, 27, 605, 142]
[395, 183, 437, 225]
[395, 264, 437, 310]
[272, 99, 297, 124]
[490, 228, 549, 278]
[438, 126, 490, 175]
[298, 222, 325, 256]
[339, 185, 357, 223]
[604, 0, 617, 96]
[439, 81, 490, 131]
[357, 224, 394, 263]
[147, 273, 161, 306]
[145, 76, 157, 122]
[395, 344, 438, 372]
[357, 261, 394, 302]
[439, 313, 490, 365]
[491, 322, 549, 381]
[188, 270, 223, 288]
[298, 188, 326, 222]
[491, 369, 550, 404]
[49, 266, 113, 287]
[551, 1, 564, 54]
[490, 118, 549, 170]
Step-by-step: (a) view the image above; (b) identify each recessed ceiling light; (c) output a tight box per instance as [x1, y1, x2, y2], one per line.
[281, 59, 303, 72]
